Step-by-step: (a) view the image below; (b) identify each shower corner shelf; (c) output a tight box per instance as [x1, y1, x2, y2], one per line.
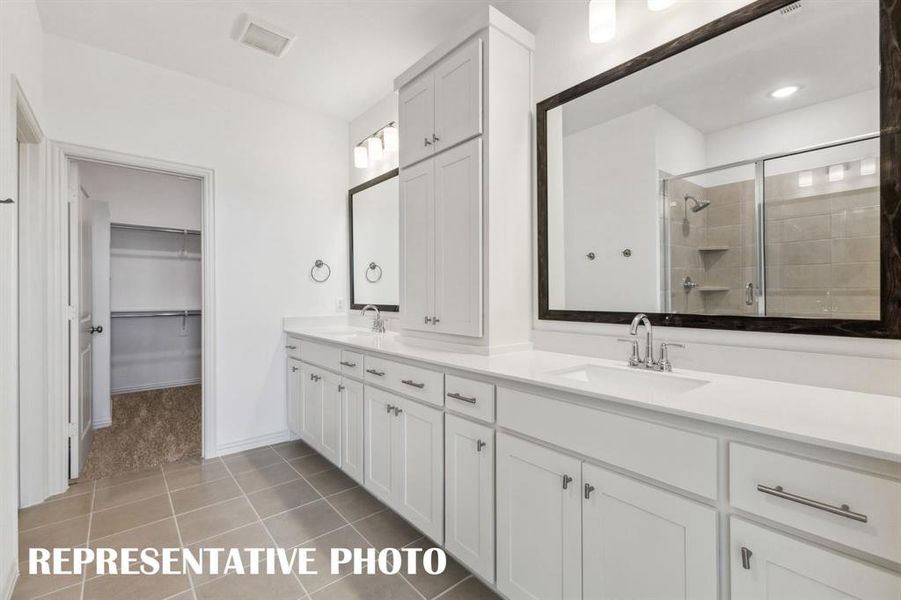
[697, 246, 730, 252]
[696, 286, 730, 293]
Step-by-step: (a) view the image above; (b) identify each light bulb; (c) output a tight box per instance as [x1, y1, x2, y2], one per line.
[589, 0, 616, 43]
[828, 164, 844, 182]
[769, 85, 800, 99]
[647, 0, 675, 10]
[383, 125, 399, 153]
[860, 157, 876, 176]
[354, 145, 368, 169]
[798, 171, 813, 188]
[367, 136, 383, 161]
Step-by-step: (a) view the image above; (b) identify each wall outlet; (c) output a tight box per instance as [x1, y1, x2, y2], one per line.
[335, 297, 345, 312]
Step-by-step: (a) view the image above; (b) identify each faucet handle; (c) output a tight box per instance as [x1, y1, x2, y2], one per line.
[658, 342, 685, 372]
[617, 338, 641, 367]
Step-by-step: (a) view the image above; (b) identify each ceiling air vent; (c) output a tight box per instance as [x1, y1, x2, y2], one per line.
[235, 15, 296, 58]
[779, 2, 802, 17]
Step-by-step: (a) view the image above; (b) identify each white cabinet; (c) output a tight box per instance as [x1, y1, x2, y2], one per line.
[286, 358, 303, 436]
[364, 387, 445, 543]
[399, 38, 482, 169]
[582, 463, 718, 600]
[496, 433, 581, 600]
[401, 138, 482, 337]
[298, 364, 341, 467]
[340, 378, 364, 484]
[730, 518, 901, 600]
[301, 364, 321, 446]
[445, 415, 494, 583]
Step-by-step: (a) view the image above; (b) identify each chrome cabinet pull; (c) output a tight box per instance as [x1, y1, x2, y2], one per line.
[432, 133, 440, 143]
[477, 440, 486, 452]
[366, 368, 385, 377]
[424, 316, 433, 324]
[740, 547, 753, 570]
[0, 198, 14, 204]
[393, 406, 403, 416]
[401, 379, 425, 389]
[285, 345, 297, 350]
[424, 137, 432, 146]
[756, 484, 868, 523]
[386, 404, 394, 413]
[291, 366, 298, 372]
[447, 392, 477, 404]
[745, 282, 755, 306]
[338, 384, 345, 392]
[309, 374, 321, 382]
[562, 474, 573, 490]
[340, 361, 357, 368]
[584, 483, 595, 499]
[433, 317, 440, 324]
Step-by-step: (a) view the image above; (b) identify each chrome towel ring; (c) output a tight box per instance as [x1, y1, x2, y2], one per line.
[310, 259, 331, 283]
[366, 262, 383, 283]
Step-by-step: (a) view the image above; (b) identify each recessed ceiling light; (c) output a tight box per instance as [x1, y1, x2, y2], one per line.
[769, 85, 801, 99]
[647, 0, 676, 11]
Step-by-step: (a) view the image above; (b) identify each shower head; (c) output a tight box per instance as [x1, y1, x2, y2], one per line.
[684, 195, 711, 213]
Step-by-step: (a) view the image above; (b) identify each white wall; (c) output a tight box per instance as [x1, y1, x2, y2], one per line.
[43, 34, 349, 453]
[0, 0, 44, 593]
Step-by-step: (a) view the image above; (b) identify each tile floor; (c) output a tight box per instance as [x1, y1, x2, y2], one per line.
[14, 440, 499, 600]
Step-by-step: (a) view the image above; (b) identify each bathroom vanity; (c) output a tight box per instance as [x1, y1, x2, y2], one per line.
[283, 324, 901, 600]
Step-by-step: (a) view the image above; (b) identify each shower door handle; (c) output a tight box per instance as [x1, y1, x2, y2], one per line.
[745, 283, 755, 306]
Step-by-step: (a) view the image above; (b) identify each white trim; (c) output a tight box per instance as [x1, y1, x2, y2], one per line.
[110, 378, 202, 395]
[92, 417, 112, 429]
[1, 560, 16, 600]
[216, 430, 291, 457]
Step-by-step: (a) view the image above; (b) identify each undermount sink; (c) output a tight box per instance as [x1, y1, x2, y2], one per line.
[549, 363, 709, 397]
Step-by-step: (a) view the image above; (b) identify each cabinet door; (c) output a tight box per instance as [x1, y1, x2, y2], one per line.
[286, 358, 303, 436]
[301, 365, 322, 448]
[319, 370, 342, 467]
[433, 38, 482, 153]
[396, 397, 444, 543]
[497, 433, 581, 600]
[731, 518, 901, 600]
[341, 378, 364, 484]
[582, 462, 718, 600]
[364, 387, 397, 504]
[445, 415, 494, 583]
[433, 138, 482, 337]
[399, 73, 435, 168]
[400, 159, 435, 332]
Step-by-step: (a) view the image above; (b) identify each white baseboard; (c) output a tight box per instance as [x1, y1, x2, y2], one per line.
[93, 417, 113, 429]
[214, 430, 291, 458]
[2, 559, 18, 600]
[111, 378, 201, 395]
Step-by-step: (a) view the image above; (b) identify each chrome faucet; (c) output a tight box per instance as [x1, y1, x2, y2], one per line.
[629, 313, 656, 368]
[618, 314, 685, 371]
[361, 305, 385, 333]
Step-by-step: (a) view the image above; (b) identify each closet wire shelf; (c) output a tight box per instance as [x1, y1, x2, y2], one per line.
[111, 222, 201, 236]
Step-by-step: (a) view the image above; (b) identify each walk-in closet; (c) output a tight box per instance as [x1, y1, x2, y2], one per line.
[76, 160, 203, 479]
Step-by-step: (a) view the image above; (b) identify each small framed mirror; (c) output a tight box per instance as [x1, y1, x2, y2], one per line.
[349, 169, 400, 311]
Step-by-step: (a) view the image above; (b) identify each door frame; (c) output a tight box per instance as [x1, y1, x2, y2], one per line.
[47, 142, 217, 490]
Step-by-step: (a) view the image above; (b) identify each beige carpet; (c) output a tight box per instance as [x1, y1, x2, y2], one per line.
[78, 384, 202, 481]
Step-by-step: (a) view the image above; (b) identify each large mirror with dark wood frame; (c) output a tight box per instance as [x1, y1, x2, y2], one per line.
[349, 169, 400, 312]
[537, 0, 900, 338]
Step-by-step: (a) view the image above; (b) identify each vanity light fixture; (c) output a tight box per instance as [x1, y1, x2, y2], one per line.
[383, 124, 399, 153]
[860, 157, 877, 176]
[354, 121, 397, 169]
[828, 164, 845, 182]
[367, 135, 384, 161]
[647, 0, 676, 11]
[769, 85, 800, 99]
[798, 170, 813, 188]
[589, 0, 616, 43]
[354, 145, 368, 169]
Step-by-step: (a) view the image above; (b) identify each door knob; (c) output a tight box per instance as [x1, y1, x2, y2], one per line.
[90, 325, 103, 334]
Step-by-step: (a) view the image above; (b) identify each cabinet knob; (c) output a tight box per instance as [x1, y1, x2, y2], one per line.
[424, 316, 432, 324]
[386, 404, 394, 413]
[424, 137, 432, 146]
[393, 406, 403, 416]
[338, 384, 345, 392]
[432, 133, 440, 143]
[285, 345, 297, 350]
[291, 366, 298, 372]
[432, 317, 440, 325]
[740, 547, 753, 570]
[584, 483, 595, 499]
[562, 474, 573, 490]
[476, 440, 486, 452]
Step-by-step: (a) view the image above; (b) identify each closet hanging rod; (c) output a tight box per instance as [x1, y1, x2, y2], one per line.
[110, 222, 201, 236]
[111, 310, 201, 318]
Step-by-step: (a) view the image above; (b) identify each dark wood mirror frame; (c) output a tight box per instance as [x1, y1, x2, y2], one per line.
[349, 168, 400, 312]
[536, 0, 901, 338]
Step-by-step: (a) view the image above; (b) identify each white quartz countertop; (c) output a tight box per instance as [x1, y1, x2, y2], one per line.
[284, 326, 901, 463]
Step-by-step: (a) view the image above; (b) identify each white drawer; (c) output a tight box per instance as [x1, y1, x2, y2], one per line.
[284, 337, 302, 360]
[340, 350, 364, 379]
[497, 387, 718, 500]
[445, 375, 495, 423]
[300, 340, 341, 371]
[730, 443, 901, 563]
[364, 355, 444, 407]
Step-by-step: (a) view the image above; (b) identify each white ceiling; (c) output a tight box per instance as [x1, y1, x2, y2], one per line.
[561, 0, 879, 135]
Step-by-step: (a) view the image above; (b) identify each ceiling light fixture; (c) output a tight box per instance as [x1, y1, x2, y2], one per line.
[354, 121, 397, 169]
[769, 85, 800, 99]
[383, 124, 399, 153]
[647, 0, 676, 11]
[367, 136, 384, 161]
[589, 0, 616, 43]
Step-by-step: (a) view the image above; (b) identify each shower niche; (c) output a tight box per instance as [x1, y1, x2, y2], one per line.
[536, 0, 897, 337]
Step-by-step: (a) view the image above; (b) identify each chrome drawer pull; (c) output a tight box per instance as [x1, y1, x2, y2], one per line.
[562, 474, 573, 490]
[447, 392, 477, 404]
[477, 440, 486, 452]
[340, 361, 357, 368]
[366, 368, 385, 377]
[285, 345, 297, 350]
[740, 547, 753, 570]
[401, 379, 425, 389]
[756, 484, 868, 523]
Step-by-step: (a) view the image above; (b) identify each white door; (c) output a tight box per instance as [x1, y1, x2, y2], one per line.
[582, 462, 718, 600]
[398, 73, 435, 168]
[400, 159, 435, 332]
[340, 378, 364, 484]
[301, 364, 322, 448]
[364, 387, 397, 504]
[731, 518, 901, 600]
[69, 161, 94, 478]
[445, 414, 494, 583]
[286, 358, 303, 436]
[396, 397, 444, 543]
[319, 370, 342, 467]
[497, 433, 581, 600]
[433, 38, 482, 153]
[433, 138, 482, 337]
